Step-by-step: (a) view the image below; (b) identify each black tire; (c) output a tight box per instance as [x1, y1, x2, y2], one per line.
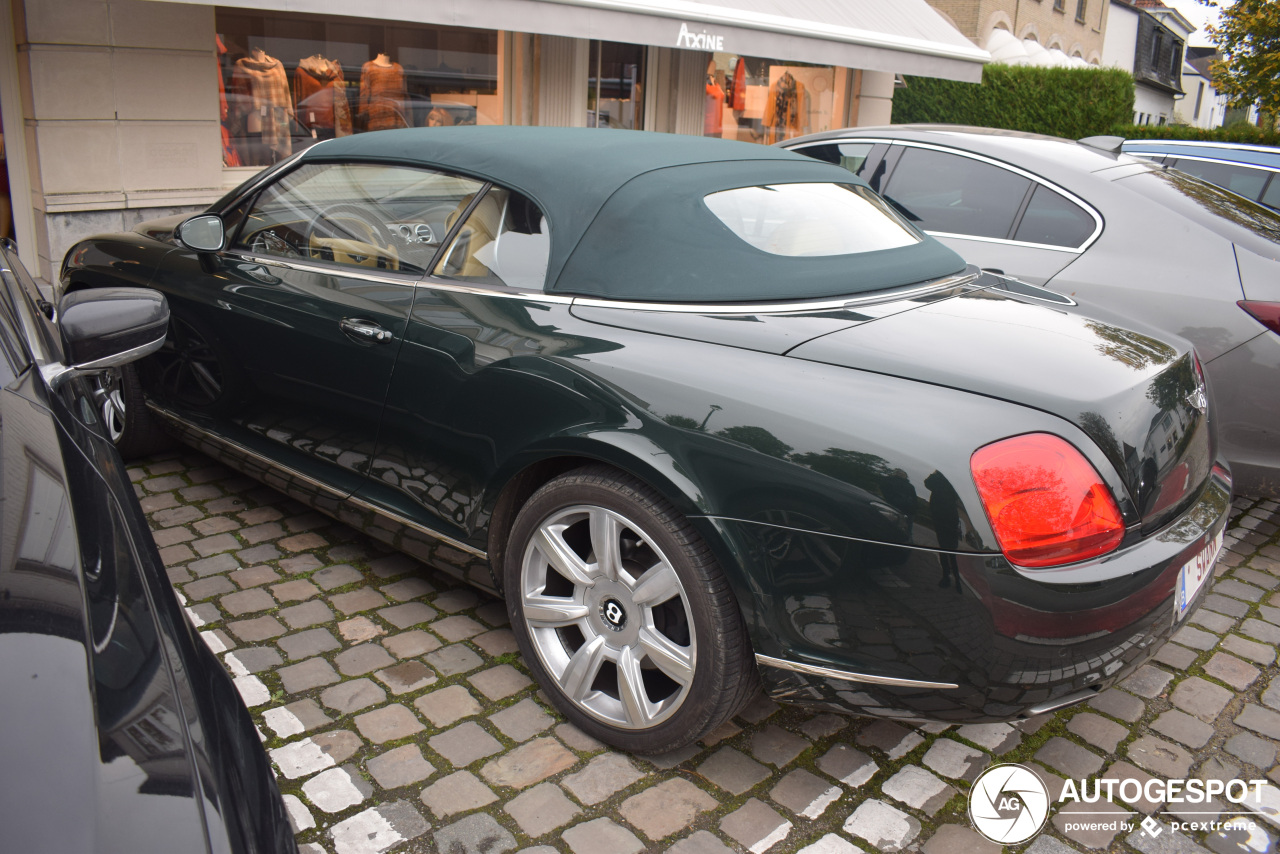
[504, 465, 757, 754]
[93, 362, 171, 460]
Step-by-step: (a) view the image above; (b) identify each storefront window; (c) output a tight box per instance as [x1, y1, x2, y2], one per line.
[0, 126, 10, 242]
[216, 9, 502, 167]
[705, 54, 838, 144]
[587, 41, 645, 130]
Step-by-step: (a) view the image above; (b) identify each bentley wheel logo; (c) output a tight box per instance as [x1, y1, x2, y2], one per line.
[969, 763, 1050, 844]
[601, 599, 627, 631]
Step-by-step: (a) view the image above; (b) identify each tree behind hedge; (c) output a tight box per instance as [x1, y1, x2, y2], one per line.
[892, 64, 1135, 139]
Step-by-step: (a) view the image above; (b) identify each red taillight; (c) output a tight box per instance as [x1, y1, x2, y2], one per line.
[1239, 300, 1280, 335]
[970, 433, 1125, 568]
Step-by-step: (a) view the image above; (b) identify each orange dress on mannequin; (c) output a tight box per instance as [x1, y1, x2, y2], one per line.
[359, 60, 407, 131]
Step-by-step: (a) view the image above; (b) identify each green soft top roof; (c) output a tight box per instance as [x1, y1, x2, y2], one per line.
[302, 126, 965, 303]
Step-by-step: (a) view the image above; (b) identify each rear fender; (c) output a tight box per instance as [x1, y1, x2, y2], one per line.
[479, 432, 772, 638]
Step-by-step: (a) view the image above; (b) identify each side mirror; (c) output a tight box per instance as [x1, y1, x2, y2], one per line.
[176, 214, 226, 253]
[51, 288, 169, 389]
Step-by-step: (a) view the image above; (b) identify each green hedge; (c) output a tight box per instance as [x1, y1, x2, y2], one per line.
[892, 64, 1135, 139]
[1109, 123, 1280, 145]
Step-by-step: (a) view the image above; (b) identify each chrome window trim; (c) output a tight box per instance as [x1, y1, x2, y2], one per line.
[415, 276, 574, 305]
[413, 271, 980, 314]
[230, 254, 979, 314]
[230, 252, 426, 288]
[1153, 153, 1279, 174]
[567, 271, 979, 315]
[928, 232, 1082, 253]
[754, 653, 960, 689]
[788, 137, 1105, 253]
[1125, 139, 1280, 156]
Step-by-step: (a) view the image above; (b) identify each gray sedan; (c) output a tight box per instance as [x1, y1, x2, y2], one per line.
[784, 125, 1280, 498]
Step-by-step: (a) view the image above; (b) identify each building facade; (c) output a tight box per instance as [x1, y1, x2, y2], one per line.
[0, 0, 987, 281]
[1181, 49, 1225, 129]
[925, 0, 1110, 64]
[1102, 0, 1191, 125]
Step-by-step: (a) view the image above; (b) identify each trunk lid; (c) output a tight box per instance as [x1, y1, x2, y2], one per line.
[788, 286, 1213, 531]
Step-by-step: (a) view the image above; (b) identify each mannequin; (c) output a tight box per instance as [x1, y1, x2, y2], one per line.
[763, 70, 807, 144]
[359, 51, 407, 132]
[0, 132, 10, 241]
[704, 58, 725, 137]
[294, 54, 353, 139]
[216, 36, 242, 166]
[232, 46, 294, 162]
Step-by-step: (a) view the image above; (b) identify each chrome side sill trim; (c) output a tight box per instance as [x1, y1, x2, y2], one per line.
[145, 401, 488, 560]
[344, 494, 487, 558]
[1026, 689, 1096, 716]
[755, 653, 960, 689]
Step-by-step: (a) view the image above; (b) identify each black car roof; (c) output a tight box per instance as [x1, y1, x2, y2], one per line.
[300, 127, 965, 302]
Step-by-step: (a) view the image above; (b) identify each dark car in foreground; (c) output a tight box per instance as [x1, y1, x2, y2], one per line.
[785, 125, 1280, 497]
[0, 240, 295, 853]
[62, 127, 1230, 752]
[1122, 138, 1280, 211]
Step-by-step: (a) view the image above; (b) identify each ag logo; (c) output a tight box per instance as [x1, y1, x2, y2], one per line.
[969, 763, 1050, 844]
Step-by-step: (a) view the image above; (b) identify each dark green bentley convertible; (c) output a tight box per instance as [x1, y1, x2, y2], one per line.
[62, 127, 1230, 753]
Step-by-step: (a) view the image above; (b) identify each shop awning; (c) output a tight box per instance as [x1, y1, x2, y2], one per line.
[198, 0, 989, 82]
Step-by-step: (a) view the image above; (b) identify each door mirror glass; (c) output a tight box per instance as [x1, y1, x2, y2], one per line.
[177, 215, 226, 252]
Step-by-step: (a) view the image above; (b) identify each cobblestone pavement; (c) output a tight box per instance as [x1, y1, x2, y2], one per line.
[132, 448, 1280, 854]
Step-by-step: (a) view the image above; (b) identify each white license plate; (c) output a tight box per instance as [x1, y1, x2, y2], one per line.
[1176, 529, 1224, 621]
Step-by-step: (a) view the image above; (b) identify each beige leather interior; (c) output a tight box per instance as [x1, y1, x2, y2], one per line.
[443, 192, 505, 277]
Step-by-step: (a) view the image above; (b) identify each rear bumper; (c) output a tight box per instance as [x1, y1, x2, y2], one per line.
[1207, 331, 1280, 498]
[738, 465, 1232, 723]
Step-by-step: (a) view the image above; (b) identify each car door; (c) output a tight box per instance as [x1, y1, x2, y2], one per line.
[357, 183, 582, 559]
[153, 161, 486, 490]
[880, 144, 1102, 285]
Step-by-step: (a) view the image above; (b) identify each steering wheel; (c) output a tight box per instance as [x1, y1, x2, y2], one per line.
[304, 204, 400, 271]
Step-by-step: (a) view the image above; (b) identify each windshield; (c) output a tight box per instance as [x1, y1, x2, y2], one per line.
[1116, 168, 1280, 260]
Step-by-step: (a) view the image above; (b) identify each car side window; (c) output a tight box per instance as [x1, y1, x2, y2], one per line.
[795, 143, 890, 192]
[1261, 177, 1280, 210]
[434, 187, 550, 289]
[232, 162, 486, 275]
[1169, 158, 1271, 202]
[882, 147, 1032, 239]
[1012, 185, 1096, 248]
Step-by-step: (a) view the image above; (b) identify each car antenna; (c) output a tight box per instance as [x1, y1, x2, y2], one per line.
[1078, 135, 1125, 153]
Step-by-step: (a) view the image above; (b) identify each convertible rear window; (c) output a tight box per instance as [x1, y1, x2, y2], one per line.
[704, 183, 921, 257]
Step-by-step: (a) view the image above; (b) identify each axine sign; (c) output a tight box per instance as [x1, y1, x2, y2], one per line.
[676, 23, 725, 51]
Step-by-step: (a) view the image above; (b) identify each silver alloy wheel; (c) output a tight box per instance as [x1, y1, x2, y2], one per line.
[520, 504, 697, 729]
[93, 368, 127, 443]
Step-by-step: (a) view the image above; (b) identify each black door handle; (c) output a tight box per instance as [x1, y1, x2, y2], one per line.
[339, 317, 392, 344]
